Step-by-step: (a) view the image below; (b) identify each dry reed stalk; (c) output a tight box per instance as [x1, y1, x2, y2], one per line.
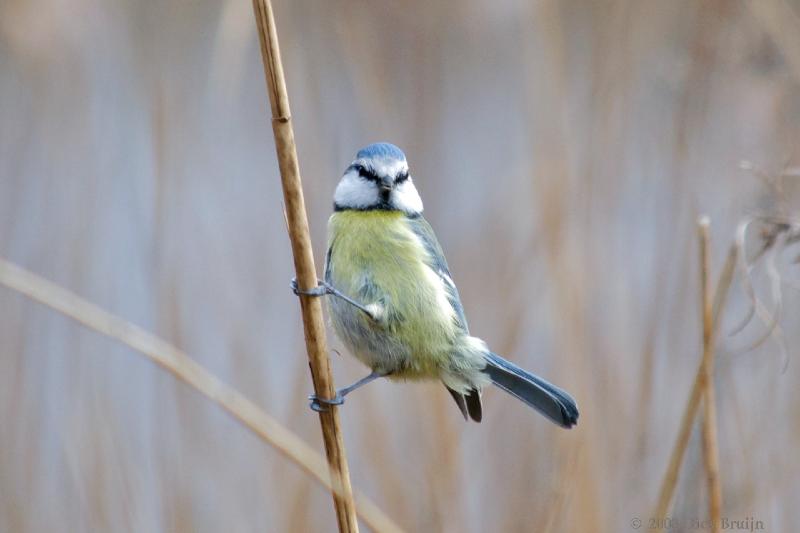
[0, 258, 403, 533]
[249, 1, 359, 531]
[653, 239, 737, 520]
[698, 218, 722, 532]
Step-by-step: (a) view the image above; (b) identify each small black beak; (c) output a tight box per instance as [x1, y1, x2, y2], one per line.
[379, 181, 392, 202]
[380, 177, 393, 195]
[380, 175, 394, 191]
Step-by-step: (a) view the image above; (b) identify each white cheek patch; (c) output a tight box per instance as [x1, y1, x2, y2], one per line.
[334, 158, 422, 214]
[334, 171, 378, 209]
[392, 178, 423, 215]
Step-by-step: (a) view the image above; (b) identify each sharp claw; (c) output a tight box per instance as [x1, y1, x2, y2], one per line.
[308, 393, 345, 412]
[309, 399, 328, 412]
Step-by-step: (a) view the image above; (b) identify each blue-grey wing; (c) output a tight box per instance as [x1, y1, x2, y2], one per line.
[323, 239, 333, 283]
[406, 215, 470, 333]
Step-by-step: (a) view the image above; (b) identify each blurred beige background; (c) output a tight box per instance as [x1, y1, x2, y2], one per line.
[1, 0, 799, 531]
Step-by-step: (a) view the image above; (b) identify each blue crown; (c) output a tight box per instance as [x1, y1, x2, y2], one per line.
[356, 142, 406, 161]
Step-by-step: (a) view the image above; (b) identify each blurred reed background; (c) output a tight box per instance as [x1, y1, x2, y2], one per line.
[1, 0, 799, 531]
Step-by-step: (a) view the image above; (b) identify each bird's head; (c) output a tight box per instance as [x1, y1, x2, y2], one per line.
[333, 142, 423, 216]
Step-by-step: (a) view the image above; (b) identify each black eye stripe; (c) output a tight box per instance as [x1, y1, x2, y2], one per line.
[352, 164, 380, 183]
[349, 164, 409, 184]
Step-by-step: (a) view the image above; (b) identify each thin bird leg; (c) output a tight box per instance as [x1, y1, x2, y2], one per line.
[290, 277, 377, 320]
[309, 371, 388, 412]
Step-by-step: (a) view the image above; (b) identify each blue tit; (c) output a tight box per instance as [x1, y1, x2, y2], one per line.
[293, 142, 578, 427]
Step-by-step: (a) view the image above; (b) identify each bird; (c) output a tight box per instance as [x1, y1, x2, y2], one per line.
[291, 142, 578, 427]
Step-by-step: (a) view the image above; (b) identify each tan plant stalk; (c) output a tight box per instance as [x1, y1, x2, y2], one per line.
[0, 258, 403, 533]
[249, 1, 359, 531]
[653, 236, 736, 520]
[698, 218, 723, 532]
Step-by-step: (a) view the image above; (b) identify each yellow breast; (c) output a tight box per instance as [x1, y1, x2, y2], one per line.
[326, 210, 459, 376]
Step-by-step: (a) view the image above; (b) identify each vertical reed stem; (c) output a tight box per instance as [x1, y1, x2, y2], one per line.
[653, 237, 736, 521]
[249, 1, 358, 531]
[698, 217, 723, 532]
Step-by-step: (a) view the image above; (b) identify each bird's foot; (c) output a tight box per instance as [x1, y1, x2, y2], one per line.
[290, 277, 330, 297]
[308, 393, 345, 412]
[291, 277, 380, 322]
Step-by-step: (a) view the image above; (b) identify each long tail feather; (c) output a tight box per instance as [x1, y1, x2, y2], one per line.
[483, 352, 579, 428]
[465, 389, 482, 422]
[446, 387, 469, 421]
[445, 386, 483, 422]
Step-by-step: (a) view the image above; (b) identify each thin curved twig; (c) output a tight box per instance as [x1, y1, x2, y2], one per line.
[0, 257, 404, 533]
[729, 216, 796, 341]
[733, 233, 784, 352]
[729, 217, 760, 335]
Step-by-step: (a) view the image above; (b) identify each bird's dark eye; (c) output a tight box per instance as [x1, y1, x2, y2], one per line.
[395, 171, 409, 184]
[355, 165, 380, 183]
